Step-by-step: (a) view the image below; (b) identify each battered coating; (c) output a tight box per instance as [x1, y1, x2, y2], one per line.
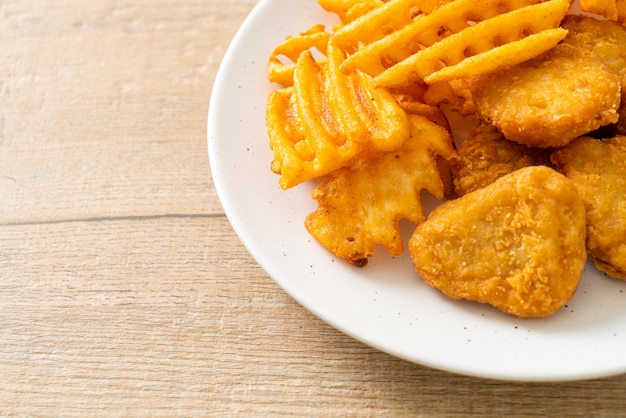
[618, 74, 626, 136]
[452, 123, 552, 196]
[409, 166, 587, 318]
[551, 136, 626, 280]
[471, 44, 620, 148]
[562, 14, 626, 79]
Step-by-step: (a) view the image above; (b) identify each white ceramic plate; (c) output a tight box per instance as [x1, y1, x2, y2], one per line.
[208, 0, 626, 381]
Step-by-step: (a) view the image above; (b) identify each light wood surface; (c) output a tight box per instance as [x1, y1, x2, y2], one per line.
[2, 0, 626, 415]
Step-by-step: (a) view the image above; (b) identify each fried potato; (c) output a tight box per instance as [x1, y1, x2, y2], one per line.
[409, 166, 587, 318]
[337, 0, 570, 88]
[318, 0, 381, 22]
[581, 0, 619, 21]
[343, 0, 386, 22]
[452, 123, 553, 196]
[471, 44, 621, 148]
[268, 25, 330, 87]
[267, 43, 411, 189]
[331, 0, 447, 54]
[392, 92, 450, 130]
[562, 14, 626, 79]
[305, 114, 458, 266]
[579, 0, 626, 23]
[423, 79, 476, 116]
[551, 136, 626, 280]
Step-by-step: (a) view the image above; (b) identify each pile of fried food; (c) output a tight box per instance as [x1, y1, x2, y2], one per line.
[264, 0, 626, 318]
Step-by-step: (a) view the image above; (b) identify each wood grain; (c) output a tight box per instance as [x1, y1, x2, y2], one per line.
[1, 0, 626, 415]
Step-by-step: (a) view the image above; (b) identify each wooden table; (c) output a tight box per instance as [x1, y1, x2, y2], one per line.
[1, 0, 626, 415]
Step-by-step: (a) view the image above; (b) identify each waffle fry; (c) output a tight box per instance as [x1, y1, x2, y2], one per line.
[339, 0, 540, 77]
[319, 0, 386, 23]
[268, 25, 330, 87]
[334, 0, 569, 88]
[586, 0, 626, 24]
[266, 43, 411, 189]
[423, 79, 475, 116]
[332, 0, 447, 55]
[305, 114, 457, 266]
[375, 0, 570, 86]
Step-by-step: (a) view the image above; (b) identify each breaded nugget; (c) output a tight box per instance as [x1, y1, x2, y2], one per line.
[409, 166, 587, 318]
[551, 136, 626, 280]
[617, 74, 626, 136]
[471, 44, 620, 148]
[452, 123, 553, 196]
[556, 15, 626, 137]
[562, 15, 626, 79]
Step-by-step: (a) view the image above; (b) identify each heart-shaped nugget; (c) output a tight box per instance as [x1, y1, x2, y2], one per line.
[409, 166, 587, 318]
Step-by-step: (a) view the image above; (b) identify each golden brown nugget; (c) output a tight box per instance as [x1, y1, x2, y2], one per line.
[472, 44, 621, 148]
[551, 136, 626, 280]
[452, 123, 553, 196]
[409, 166, 587, 318]
[618, 74, 626, 135]
[562, 14, 626, 80]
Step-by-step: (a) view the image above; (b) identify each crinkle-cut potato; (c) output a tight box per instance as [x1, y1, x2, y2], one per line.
[376, 0, 570, 86]
[268, 25, 330, 87]
[471, 44, 621, 148]
[551, 136, 626, 280]
[318, 0, 386, 23]
[562, 14, 626, 80]
[580, 0, 626, 22]
[409, 166, 587, 318]
[452, 123, 553, 196]
[331, 0, 448, 54]
[305, 114, 458, 267]
[423, 79, 476, 116]
[266, 43, 411, 189]
[392, 92, 450, 130]
[337, 0, 544, 78]
[335, 0, 569, 88]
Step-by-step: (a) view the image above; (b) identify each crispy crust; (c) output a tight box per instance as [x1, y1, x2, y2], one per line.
[409, 166, 587, 318]
[551, 136, 626, 280]
[472, 44, 620, 148]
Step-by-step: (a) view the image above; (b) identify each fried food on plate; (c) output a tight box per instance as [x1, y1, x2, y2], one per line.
[318, 0, 384, 23]
[562, 14, 626, 79]
[268, 25, 330, 87]
[452, 123, 552, 196]
[266, 43, 410, 189]
[579, 0, 626, 22]
[423, 79, 476, 116]
[336, 0, 570, 87]
[305, 114, 457, 266]
[472, 44, 621, 148]
[618, 74, 626, 135]
[409, 166, 587, 318]
[331, 0, 447, 54]
[551, 136, 626, 280]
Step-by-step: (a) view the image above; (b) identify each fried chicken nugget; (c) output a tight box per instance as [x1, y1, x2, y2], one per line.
[305, 114, 457, 266]
[452, 123, 553, 196]
[562, 15, 626, 80]
[551, 136, 626, 280]
[409, 166, 587, 318]
[471, 44, 621, 148]
[618, 74, 626, 135]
